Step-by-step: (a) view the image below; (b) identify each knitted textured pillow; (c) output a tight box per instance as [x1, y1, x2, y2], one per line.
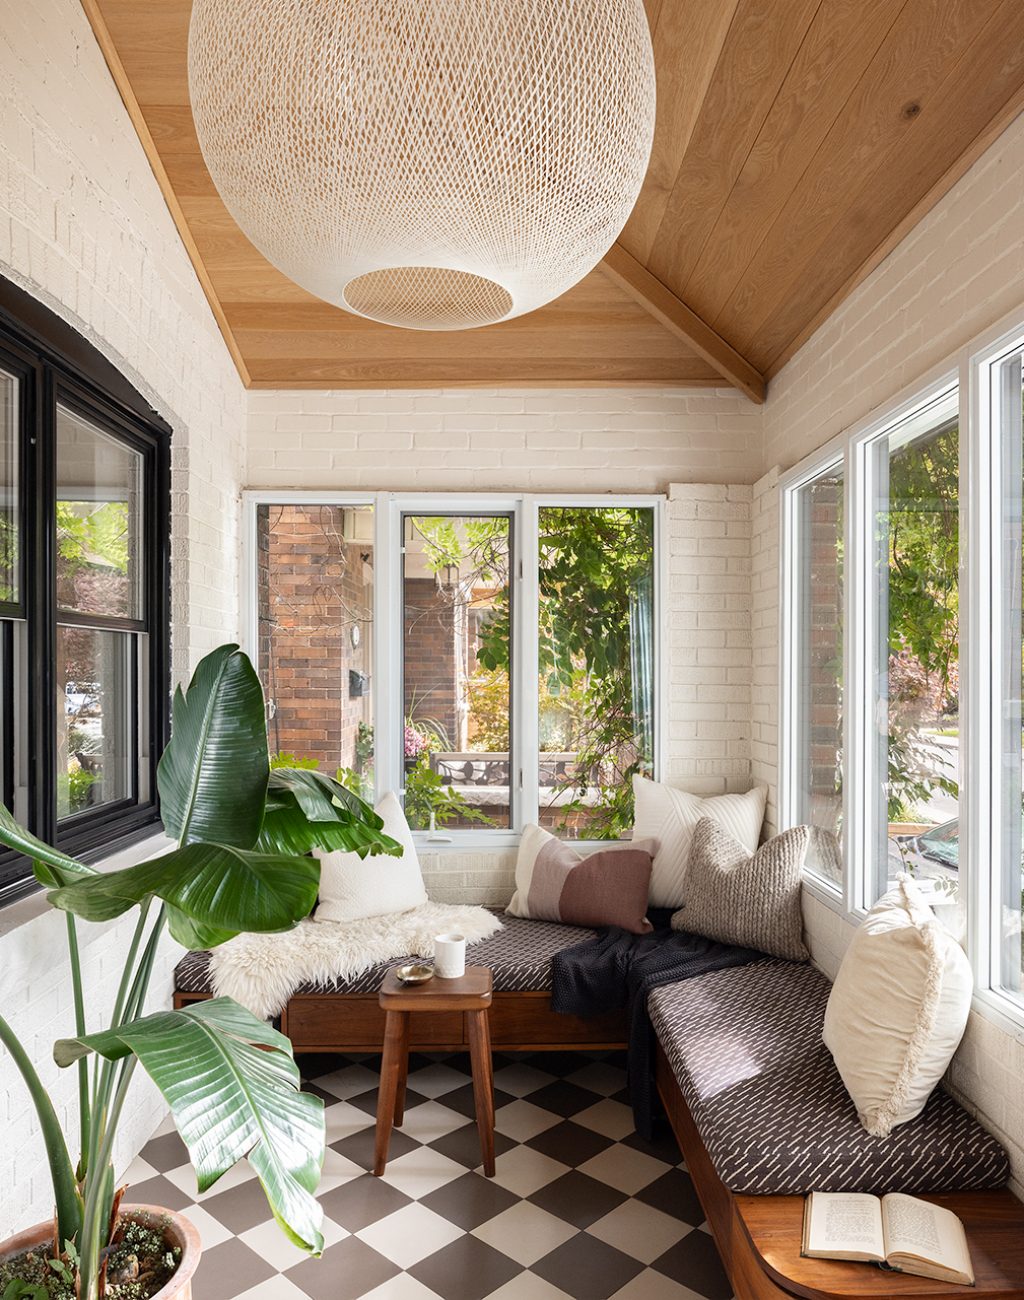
[671, 817, 810, 960]
[506, 823, 655, 934]
[633, 776, 766, 908]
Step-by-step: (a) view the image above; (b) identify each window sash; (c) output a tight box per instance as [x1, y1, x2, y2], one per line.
[0, 309, 170, 904]
[970, 323, 1024, 1019]
[245, 491, 664, 846]
[781, 307, 1024, 1035]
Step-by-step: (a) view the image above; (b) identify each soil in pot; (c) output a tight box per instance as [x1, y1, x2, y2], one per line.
[0, 1211, 182, 1300]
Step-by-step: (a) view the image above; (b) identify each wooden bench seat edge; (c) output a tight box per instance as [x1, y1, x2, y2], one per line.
[653, 1040, 1024, 1300]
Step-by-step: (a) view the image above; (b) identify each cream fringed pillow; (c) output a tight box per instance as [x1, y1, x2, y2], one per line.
[670, 818, 810, 960]
[823, 877, 972, 1137]
[632, 776, 766, 908]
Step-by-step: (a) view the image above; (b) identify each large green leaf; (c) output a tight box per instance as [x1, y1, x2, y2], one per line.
[267, 768, 385, 829]
[55, 998, 325, 1254]
[257, 769, 401, 860]
[158, 645, 269, 849]
[46, 843, 319, 940]
[0, 803, 94, 887]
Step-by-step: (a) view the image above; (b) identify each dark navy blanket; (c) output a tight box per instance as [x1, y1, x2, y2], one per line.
[550, 911, 759, 1138]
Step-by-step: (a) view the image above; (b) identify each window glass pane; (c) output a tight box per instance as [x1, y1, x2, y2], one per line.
[0, 369, 18, 604]
[537, 506, 655, 839]
[794, 465, 844, 887]
[872, 395, 960, 915]
[256, 504, 375, 794]
[998, 351, 1024, 1001]
[0, 622, 13, 812]
[57, 626, 134, 818]
[56, 405, 143, 620]
[402, 514, 511, 831]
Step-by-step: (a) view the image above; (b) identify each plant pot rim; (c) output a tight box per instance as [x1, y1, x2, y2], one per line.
[0, 1204, 202, 1300]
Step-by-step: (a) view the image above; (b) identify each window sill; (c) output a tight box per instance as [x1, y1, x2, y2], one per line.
[969, 986, 1024, 1046]
[0, 829, 173, 942]
[412, 832, 634, 854]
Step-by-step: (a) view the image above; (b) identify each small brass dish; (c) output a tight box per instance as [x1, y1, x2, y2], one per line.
[395, 962, 435, 984]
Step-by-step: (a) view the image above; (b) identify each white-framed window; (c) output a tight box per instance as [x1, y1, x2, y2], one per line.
[857, 386, 961, 915]
[244, 491, 664, 846]
[969, 318, 1024, 1020]
[780, 453, 845, 896]
[782, 379, 961, 921]
[781, 304, 1024, 1033]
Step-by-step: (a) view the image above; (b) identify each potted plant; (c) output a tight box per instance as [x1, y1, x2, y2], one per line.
[0, 644, 400, 1300]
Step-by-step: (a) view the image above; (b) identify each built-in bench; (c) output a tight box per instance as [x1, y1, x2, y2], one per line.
[173, 915, 1024, 1298]
[649, 960, 1024, 1299]
[173, 913, 628, 1051]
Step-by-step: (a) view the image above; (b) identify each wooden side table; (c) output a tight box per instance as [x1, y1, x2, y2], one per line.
[374, 965, 496, 1177]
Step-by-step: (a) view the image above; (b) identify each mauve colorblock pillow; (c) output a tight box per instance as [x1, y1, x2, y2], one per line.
[506, 823, 655, 934]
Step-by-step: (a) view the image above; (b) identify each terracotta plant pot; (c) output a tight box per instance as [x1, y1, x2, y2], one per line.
[0, 1204, 202, 1300]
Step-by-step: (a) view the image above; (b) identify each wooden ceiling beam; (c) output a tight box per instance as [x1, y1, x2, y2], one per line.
[600, 243, 765, 403]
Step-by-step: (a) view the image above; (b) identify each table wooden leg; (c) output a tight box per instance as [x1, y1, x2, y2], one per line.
[394, 1010, 411, 1127]
[467, 1009, 496, 1177]
[374, 1009, 407, 1175]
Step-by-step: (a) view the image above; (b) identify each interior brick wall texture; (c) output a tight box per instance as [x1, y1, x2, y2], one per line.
[246, 386, 765, 493]
[0, 0, 247, 1236]
[760, 110, 1024, 1194]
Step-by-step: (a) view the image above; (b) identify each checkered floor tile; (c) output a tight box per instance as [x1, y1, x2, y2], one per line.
[125, 1050, 734, 1300]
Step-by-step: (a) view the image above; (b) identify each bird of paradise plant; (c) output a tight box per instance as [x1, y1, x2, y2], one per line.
[0, 644, 401, 1299]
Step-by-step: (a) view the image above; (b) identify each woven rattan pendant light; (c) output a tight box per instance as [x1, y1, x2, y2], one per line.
[188, 0, 656, 331]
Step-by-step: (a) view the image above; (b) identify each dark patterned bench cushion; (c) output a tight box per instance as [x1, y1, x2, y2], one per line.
[174, 912, 597, 998]
[649, 959, 1010, 1196]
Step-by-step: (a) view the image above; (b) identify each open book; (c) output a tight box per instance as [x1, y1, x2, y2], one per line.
[802, 1191, 975, 1286]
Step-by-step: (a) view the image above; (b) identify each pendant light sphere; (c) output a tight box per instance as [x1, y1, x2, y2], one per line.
[188, 0, 656, 330]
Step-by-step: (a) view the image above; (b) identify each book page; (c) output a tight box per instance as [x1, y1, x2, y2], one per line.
[881, 1194, 973, 1278]
[805, 1193, 885, 1261]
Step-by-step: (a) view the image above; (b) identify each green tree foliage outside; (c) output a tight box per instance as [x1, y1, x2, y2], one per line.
[473, 506, 656, 838]
[884, 421, 960, 821]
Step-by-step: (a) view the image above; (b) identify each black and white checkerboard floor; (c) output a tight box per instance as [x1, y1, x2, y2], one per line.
[124, 1050, 734, 1300]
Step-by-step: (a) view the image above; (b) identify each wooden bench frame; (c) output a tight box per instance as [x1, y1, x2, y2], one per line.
[654, 1041, 1024, 1300]
[173, 987, 627, 1053]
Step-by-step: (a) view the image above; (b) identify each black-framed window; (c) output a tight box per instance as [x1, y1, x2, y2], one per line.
[0, 277, 171, 905]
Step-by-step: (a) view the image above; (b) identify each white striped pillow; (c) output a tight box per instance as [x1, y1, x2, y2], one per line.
[632, 776, 766, 909]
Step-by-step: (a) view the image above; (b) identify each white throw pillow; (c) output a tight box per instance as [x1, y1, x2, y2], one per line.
[632, 775, 766, 908]
[313, 791, 428, 923]
[823, 876, 973, 1137]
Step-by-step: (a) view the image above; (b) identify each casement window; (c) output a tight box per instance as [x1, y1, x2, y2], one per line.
[0, 280, 171, 904]
[972, 320, 1024, 1016]
[782, 305, 1024, 1031]
[247, 493, 662, 844]
[780, 458, 845, 892]
[782, 382, 961, 920]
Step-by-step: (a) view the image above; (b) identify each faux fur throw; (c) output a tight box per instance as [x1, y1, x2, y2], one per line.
[209, 901, 503, 1020]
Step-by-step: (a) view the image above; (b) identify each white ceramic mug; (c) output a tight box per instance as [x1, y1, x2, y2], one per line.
[434, 932, 466, 979]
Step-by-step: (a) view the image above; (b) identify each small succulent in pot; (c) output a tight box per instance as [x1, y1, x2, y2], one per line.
[0, 645, 401, 1300]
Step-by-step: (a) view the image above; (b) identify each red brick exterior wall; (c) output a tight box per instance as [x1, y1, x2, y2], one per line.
[257, 504, 373, 774]
[403, 577, 461, 746]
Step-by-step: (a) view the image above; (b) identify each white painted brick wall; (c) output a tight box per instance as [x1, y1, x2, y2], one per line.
[665, 484, 753, 791]
[0, 0, 246, 1234]
[0, 0, 247, 683]
[762, 113, 1024, 1191]
[750, 467, 780, 835]
[246, 387, 764, 492]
